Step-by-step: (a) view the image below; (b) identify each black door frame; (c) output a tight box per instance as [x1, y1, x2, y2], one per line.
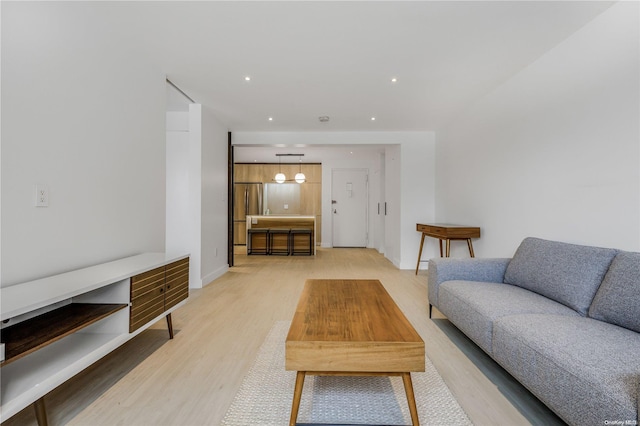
[227, 132, 234, 267]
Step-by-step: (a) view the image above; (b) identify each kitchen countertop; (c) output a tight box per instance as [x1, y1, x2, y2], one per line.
[247, 215, 315, 219]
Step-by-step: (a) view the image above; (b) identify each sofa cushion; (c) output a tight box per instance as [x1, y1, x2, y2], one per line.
[427, 258, 511, 309]
[503, 237, 617, 315]
[493, 314, 640, 426]
[438, 281, 579, 355]
[589, 251, 640, 333]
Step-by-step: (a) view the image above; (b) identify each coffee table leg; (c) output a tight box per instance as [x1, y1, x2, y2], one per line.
[289, 371, 306, 426]
[402, 372, 420, 426]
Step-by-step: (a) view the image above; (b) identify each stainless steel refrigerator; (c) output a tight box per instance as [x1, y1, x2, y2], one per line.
[233, 182, 263, 245]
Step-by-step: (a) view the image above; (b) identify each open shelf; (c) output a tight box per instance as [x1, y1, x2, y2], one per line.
[0, 330, 127, 419]
[1, 303, 128, 366]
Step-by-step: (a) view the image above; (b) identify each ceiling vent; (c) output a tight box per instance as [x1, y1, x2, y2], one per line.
[318, 116, 330, 123]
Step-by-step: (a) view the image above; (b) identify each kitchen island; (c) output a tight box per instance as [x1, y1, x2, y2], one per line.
[246, 215, 316, 255]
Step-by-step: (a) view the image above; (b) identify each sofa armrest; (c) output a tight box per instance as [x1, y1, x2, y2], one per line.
[427, 258, 511, 313]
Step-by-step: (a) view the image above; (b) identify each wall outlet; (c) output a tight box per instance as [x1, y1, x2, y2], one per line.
[284, 204, 289, 210]
[35, 184, 49, 207]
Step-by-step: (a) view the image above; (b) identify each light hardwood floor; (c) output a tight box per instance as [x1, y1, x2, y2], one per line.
[3, 248, 562, 426]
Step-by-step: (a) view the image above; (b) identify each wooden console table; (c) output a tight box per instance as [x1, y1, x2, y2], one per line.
[415, 223, 481, 274]
[0, 253, 189, 426]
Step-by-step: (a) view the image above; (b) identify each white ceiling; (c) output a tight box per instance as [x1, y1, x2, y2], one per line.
[152, 1, 613, 132]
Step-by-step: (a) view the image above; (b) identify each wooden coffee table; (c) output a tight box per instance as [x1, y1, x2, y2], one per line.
[285, 279, 425, 426]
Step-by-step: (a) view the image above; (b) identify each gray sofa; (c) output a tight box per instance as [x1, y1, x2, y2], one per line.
[427, 237, 640, 426]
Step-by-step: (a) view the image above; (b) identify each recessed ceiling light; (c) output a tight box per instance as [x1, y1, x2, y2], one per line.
[268, 117, 273, 121]
[245, 76, 251, 81]
[391, 77, 398, 83]
[371, 117, 376, 121]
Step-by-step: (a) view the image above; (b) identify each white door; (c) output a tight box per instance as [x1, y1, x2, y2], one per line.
[332, 169, 368, 247]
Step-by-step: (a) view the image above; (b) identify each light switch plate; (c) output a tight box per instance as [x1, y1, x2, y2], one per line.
[35, 184, 49, 207]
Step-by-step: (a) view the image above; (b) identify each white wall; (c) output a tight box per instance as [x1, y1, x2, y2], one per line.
[400, 136, 436, 270]
[188, 105, 203, 288]
[1, 2, 167, 286]
[435, 2, 640, 257]
[233, 131, 436, 269]
[166, 106, 229, 289]
[166, 112, 191, 259]
[200, 106, 229, 286]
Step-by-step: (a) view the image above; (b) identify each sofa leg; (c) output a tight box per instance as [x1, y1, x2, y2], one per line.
[429, 304, 433, 319]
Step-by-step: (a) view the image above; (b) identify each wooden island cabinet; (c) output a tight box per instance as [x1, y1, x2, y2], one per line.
[247, 215, 316, 255]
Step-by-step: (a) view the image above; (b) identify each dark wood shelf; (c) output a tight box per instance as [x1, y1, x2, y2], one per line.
[1, 303, 128, 367]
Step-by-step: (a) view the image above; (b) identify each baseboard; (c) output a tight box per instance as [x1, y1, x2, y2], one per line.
[201, 265, 229, 287]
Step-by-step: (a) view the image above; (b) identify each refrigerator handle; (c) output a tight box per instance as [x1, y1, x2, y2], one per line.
[245, 188, 249, 217]
[258, 185, 263, 214]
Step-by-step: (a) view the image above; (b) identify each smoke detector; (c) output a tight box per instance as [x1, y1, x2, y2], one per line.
[318, 116, 330, 123]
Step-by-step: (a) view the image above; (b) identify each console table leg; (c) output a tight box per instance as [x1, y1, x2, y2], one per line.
[402, 373, 420, 426]
[166, 313, 174, 339]
[467, 239, 475, 257]
[34, 397, 48, 426]
[445, 239, 451, 257]
[415, 233, 426, 275]
[439, 239, 443, 257]
[289, 371, 306, 426]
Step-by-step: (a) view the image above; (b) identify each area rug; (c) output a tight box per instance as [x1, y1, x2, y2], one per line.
[221, 321, 472, 425]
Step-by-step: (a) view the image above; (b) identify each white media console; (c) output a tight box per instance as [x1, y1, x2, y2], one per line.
[0, 253, 189, 425]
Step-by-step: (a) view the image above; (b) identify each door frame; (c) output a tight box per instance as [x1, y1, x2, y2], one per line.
[227, 132, 234, 267]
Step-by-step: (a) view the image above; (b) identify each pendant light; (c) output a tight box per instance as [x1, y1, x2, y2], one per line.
[275, 155, 286, 183]
[295, 155, 306, 184]
[274, 153, 305, 183]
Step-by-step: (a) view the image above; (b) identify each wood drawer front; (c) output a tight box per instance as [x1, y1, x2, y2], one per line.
[165, 258, 188, 285]
[130, 291, 163, 331]
[131, 266, 165, 299]
[165, 259, 189, 311]
[130, 285, 165, 333]
[165, 286, 188, 311]
[130, 301, 164, 333]
[130, 266, 165, 333]
[129, 258, 189, 332]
